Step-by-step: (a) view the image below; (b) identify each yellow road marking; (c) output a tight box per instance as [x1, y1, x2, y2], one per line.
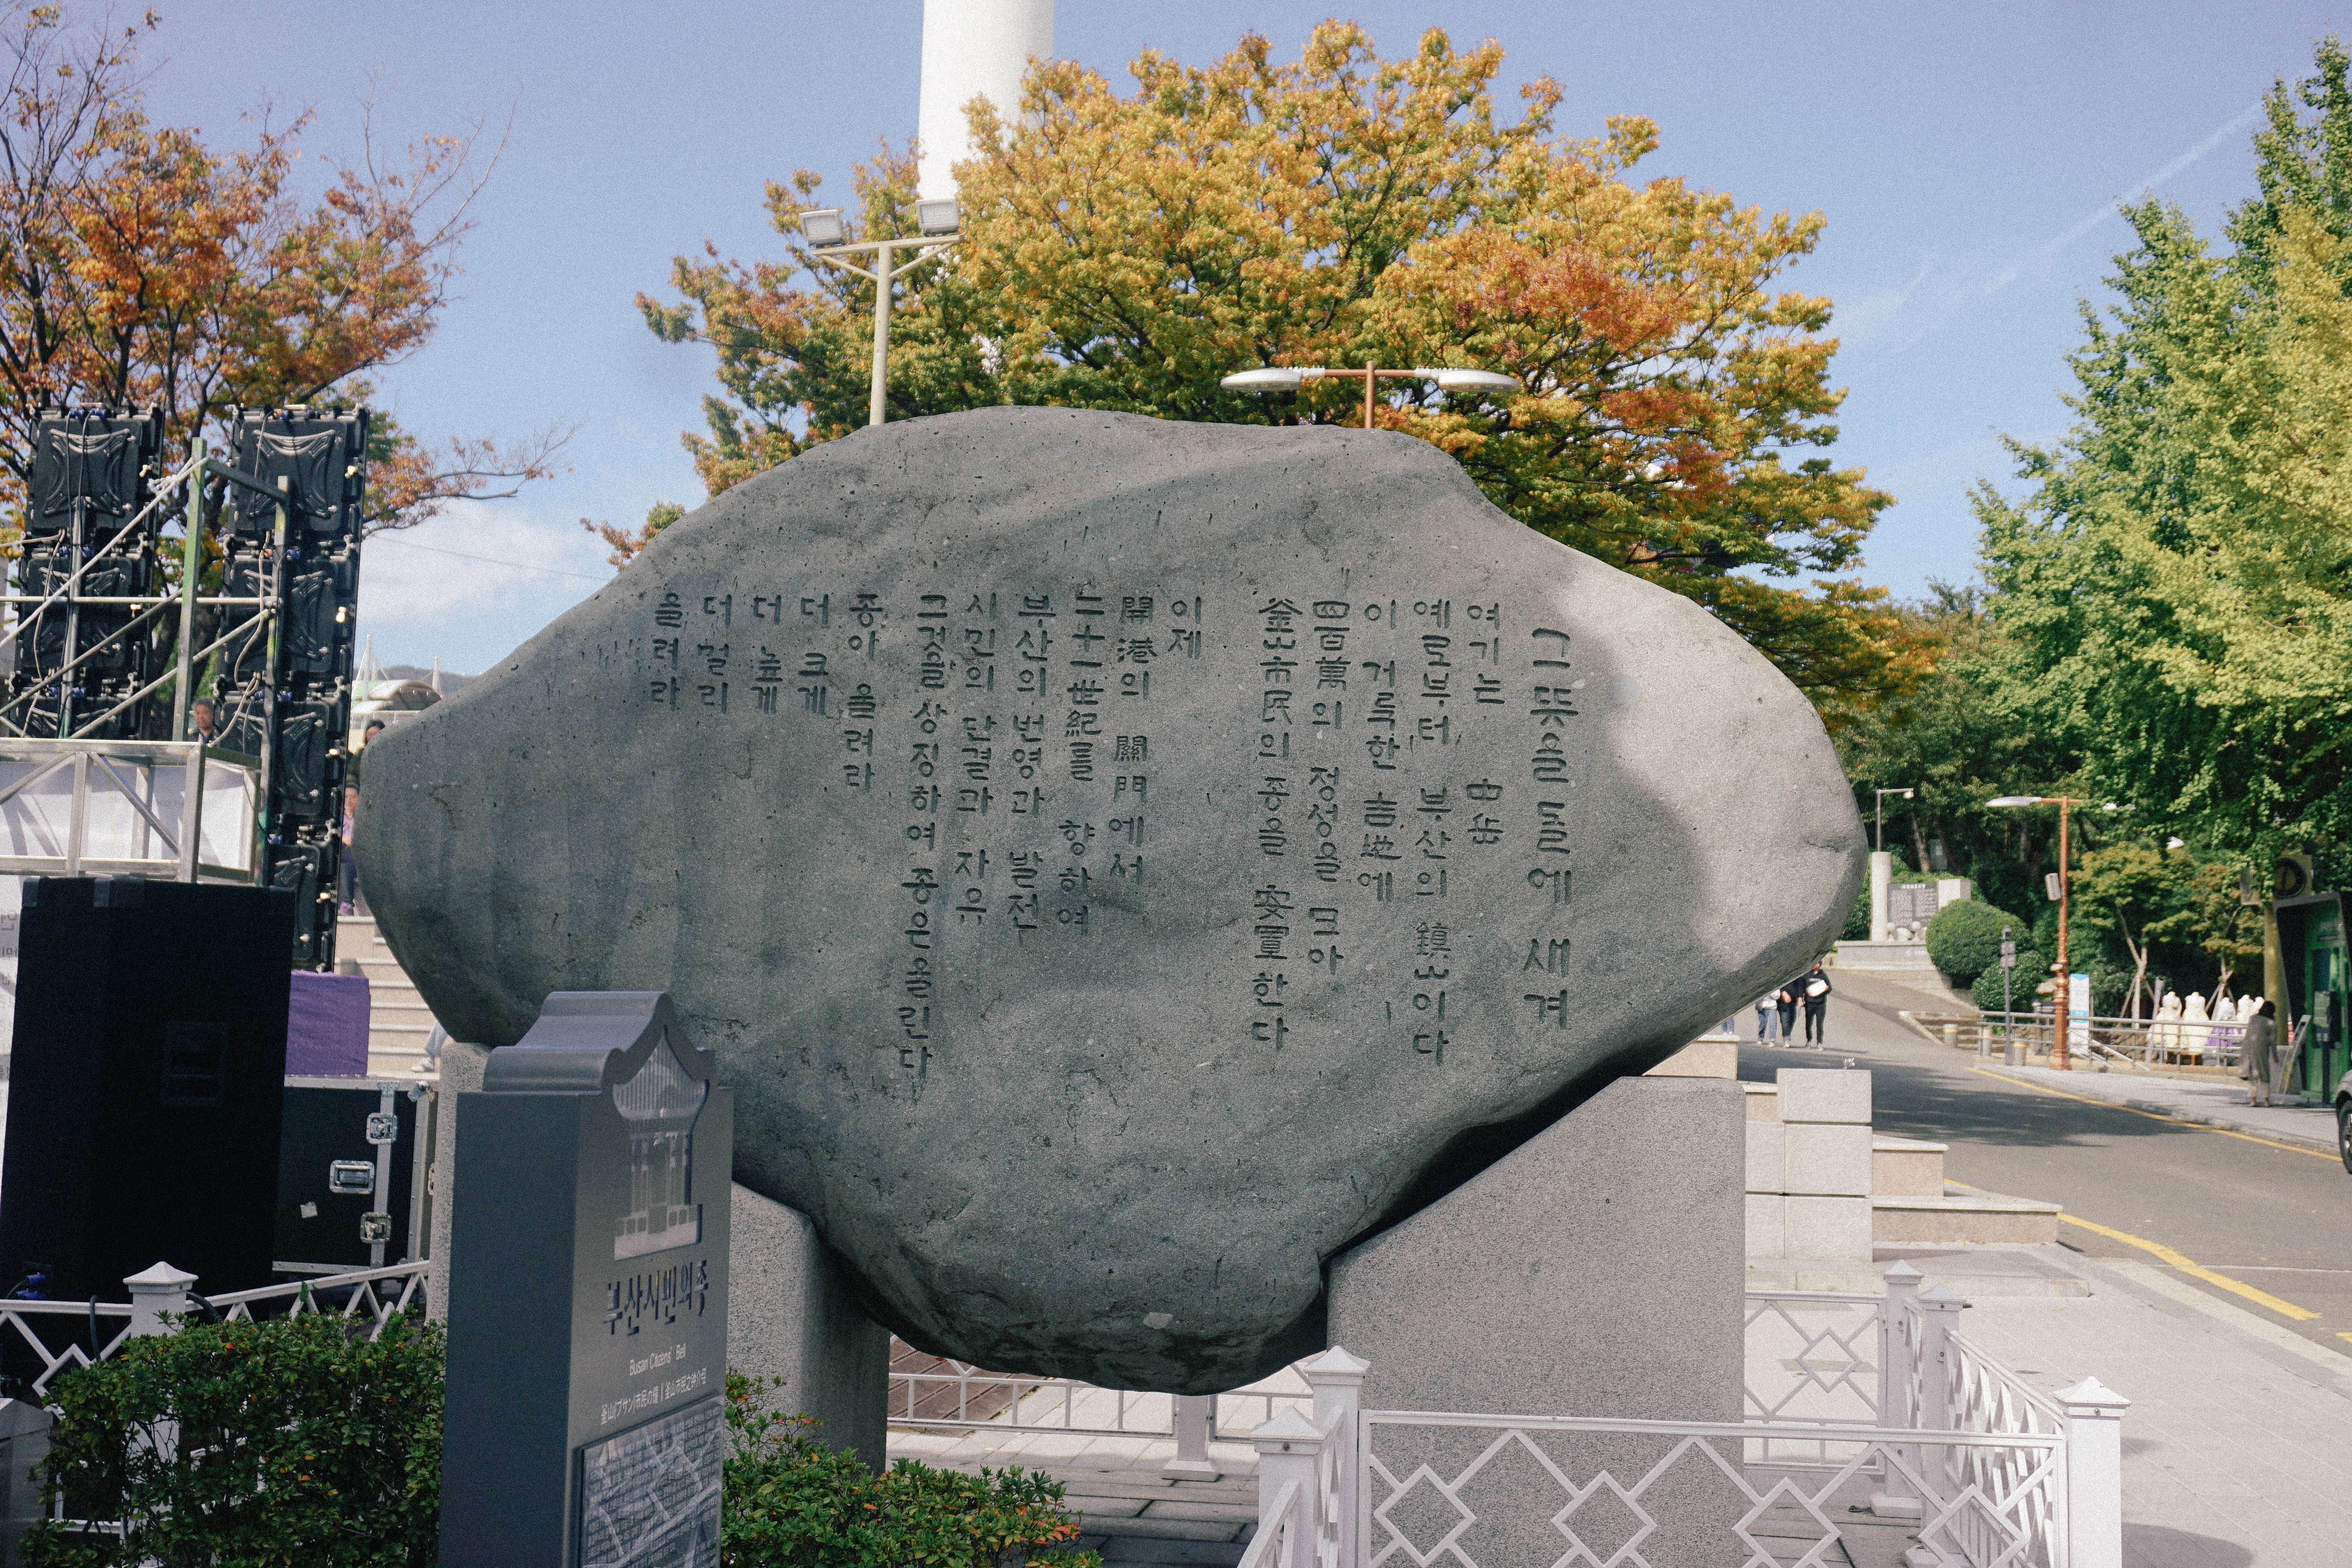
[1969, 1066, 2336, 1160]
[2051, 1212, 2323, 1321]
[2340, 1333, 2352, 1347]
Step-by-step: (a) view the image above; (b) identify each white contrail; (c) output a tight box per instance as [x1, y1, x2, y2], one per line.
[1851, 98, 2268, 373]
[1982, 100, 2268, 295]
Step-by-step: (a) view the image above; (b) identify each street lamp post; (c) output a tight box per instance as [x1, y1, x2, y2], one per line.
[1988, 794, 2114, 1070]
[1874, 787, 1914, 855]
[1220, 363, 1523, 428]
[797, 200, 964, 427]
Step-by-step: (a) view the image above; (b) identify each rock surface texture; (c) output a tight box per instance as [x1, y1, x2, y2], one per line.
[363, 407, 1861, 1390]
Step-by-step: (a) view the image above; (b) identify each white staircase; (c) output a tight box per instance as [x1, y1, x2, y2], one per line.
[336, 914, 437, 1079]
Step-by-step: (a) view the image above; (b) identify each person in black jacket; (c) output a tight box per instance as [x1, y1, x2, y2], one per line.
[1774, 982, 1800, 1045]
[1800, 962, 1833, 1045]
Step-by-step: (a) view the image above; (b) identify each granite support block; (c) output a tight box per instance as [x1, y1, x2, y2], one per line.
[728, 1185, 891, 1471]
[1776, 1067, 1871, 1126]
[1783, 1195, 1873, 1261]
[1328, 1077, 1744, 1566]
[1744, 1121, 1784, 1194]
[425, 1040, 488, 1320]
[1782, 1123, 1872, 1198]
[1745, 1194, 1786, 1259]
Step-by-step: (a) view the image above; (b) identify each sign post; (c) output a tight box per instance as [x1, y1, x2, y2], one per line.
[439, 993, 731, 1568]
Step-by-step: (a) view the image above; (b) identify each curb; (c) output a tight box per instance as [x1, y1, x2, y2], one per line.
[1976, 1067, 2339, 1156]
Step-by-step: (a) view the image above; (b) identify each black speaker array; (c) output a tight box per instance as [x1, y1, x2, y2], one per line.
[211, 407, 369, 969]
[0, 877, 295, 1308]
[10, 407, 167, 738]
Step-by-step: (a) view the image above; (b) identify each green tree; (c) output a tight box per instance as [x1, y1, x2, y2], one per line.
[2069, 842, 2199, 1018]
[638, 24, 1920, 711]
[1831, 584, 2074, 913]
[1974, 38, 2352, 861]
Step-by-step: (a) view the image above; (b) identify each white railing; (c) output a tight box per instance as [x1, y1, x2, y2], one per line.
[0, 1259, 428, 1396]
[887, 1354, 1312, 1442]
[205, 1260, 428, 1335]
[1226, 1263, 2125, 1568]
[0, 1301, 136, 1396]
[1356, 1413, 2065, 1568]
[1974, 1009, 2247, 1068]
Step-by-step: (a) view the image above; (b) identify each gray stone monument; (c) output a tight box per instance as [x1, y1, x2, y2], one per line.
[439, 992, 730, 1568]
[367, 407, 1861, 1391]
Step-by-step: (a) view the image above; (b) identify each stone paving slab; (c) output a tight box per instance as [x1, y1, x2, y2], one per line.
[1977, 1062, 2339, 1154]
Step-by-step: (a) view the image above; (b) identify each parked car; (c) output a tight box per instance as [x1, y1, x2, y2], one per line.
[2338, 1067, 2352, 1175]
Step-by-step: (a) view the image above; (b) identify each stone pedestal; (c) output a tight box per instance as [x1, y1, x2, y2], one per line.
[729, 1186, 891, 1470]
[1869, 850, 1893, 943]
[1325, 1077, 1745, 1566]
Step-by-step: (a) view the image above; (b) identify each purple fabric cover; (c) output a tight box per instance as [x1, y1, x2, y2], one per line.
[286, 971, 371, 1077]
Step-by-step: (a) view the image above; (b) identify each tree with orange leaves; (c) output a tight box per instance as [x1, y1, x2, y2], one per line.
[0, 4, 563, 537]
[641, 23, 1917, 714]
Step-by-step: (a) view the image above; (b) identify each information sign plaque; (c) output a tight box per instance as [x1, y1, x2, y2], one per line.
[438, 992, 731, 1568]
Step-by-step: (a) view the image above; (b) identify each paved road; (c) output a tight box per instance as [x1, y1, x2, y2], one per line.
[1740, 969, 2352, 1357]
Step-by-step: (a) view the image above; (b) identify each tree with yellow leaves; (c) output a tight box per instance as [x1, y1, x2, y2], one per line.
[1978, 38, 2352, 856]
[640, 23, 1914, 711]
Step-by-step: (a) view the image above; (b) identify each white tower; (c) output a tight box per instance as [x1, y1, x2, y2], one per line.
[917, 0, 1054, 200]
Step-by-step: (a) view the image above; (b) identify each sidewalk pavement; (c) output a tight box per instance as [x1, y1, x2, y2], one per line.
[1980, 1060, 2341, 1155]
[1955, 1244, 2352, 1566]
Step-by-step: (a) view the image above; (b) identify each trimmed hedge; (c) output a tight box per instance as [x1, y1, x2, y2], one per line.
[1972, 952, 2043, 1011]
[1925, 899, 2024, 986]
[25, 1327, 1101, 1568]
[26, 1312, 444, 1568]
[722, 1374, 1097, 1567]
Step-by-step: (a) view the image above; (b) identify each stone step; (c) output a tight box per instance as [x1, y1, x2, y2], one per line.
[1871, 1136, 1947, 1199]
[338, 915, 437, 1079]
[1872, 1185, 2060, 1247]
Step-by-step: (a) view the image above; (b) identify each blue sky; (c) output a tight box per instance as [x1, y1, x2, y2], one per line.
[145, 1, 2352, 673]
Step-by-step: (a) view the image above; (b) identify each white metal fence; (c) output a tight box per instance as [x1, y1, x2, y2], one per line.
[0, 1258, 427, 1396]
[1236, 1310, 2123, 1568]
[890, 1262, 2125, 1568]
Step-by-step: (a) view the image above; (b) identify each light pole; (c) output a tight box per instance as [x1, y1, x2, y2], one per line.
[1220, 363, 1523, 428]
[1987, 795, 2122, 1070]
[1874, 787, 1914, 855]
[798, 199, 964, 427]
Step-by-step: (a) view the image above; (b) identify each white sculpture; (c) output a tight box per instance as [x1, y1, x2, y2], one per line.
[2181, 991, 2212, 1059]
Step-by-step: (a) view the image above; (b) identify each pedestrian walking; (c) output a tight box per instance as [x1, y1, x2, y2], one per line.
[1754, 993, 1779, 1045]
[1800, 962, 1833, 1045]
[2239, 1000, 2281, 1106]
[1774, 983, 1800, 1047]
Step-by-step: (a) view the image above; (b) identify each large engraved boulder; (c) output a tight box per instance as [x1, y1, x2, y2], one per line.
[363, 407, 1861, 1391]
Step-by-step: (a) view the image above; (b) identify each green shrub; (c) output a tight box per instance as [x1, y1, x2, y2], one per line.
[1841, 880, 1869, 942]
[1972, 951, 2043, 1011]
[25, 1311, 444, 1568]
[23, 1331, 1102, 1568]
[1925, 900, 2024, 986]
[722, 1373, 1097, 1568]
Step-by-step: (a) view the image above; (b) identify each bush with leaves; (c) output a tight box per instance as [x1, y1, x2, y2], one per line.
[1972, 951, 2043, 1013]
[1924, 899, 2023, 987]
[24, 1310, 443, 1568]
[721, 1372, 1096, 1568]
